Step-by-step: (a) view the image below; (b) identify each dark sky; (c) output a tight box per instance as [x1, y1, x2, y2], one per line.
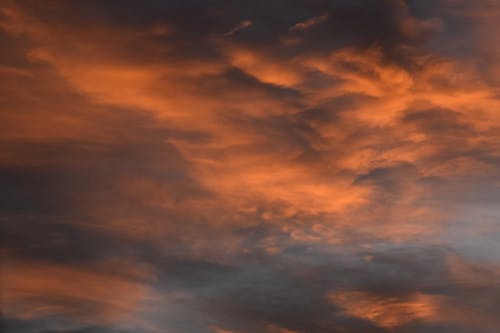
[2, 1, 500, 332]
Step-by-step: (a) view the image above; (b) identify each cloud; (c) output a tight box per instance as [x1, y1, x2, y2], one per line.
[224, 20, 253, 36]
[2, 0, 500, 332]
[288, 13, 330, 32]
[329, 291, 440, 328]
[2, 260, 155, 325]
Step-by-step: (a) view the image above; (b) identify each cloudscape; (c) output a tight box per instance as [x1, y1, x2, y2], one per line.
[1, 1, 500, 332]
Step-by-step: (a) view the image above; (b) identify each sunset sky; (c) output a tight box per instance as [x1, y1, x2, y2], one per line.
[2, 1, 500, 332]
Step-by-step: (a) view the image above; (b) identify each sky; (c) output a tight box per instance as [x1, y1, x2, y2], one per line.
[1, 0, 500, 332]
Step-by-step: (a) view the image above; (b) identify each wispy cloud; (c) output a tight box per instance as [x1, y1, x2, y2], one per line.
[289, 13, 329, 31]
[224, 20, 253, 36]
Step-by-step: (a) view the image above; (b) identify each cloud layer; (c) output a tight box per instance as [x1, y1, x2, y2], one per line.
[1, 1, 500, 332]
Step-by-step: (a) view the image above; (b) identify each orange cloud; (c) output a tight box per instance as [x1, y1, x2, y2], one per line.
[2, 1, 500, 331]
[328, 291, 441, 328]
[2, 259, 155, 325]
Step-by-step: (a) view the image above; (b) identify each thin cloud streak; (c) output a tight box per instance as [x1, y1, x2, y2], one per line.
[224, 20, 253, 36]
[288, 13, 329, 32]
